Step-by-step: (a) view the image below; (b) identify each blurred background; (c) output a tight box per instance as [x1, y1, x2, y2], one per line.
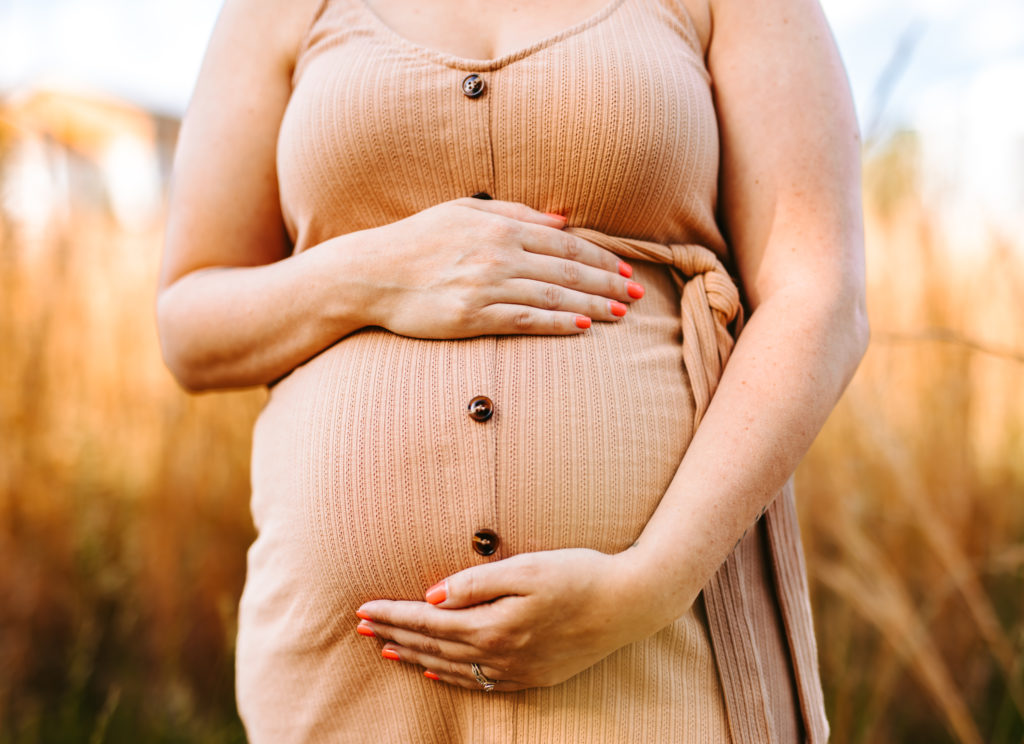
[1, 1, 1021, 742]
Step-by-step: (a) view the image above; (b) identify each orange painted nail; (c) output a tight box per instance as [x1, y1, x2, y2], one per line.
[424, 671, 440, 681]
[574, 315, 592, 329]
[356, 609, 372, 621]
[544, 212, 567, 222]
[626, 282, 645, 299]
[356, 622, 375, 638]
[609, 301, 627, 317]
[425, 581, 447, 605]
[382, 648, 400, 661]
[617, 260, 633, 278]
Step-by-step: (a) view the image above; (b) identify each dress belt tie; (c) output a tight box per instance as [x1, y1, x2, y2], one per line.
[566, 227, 830, 744]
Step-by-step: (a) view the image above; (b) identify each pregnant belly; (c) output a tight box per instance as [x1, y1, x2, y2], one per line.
[246, 261, 694, 611]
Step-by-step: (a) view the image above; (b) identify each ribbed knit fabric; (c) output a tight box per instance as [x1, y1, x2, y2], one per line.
[235, 0, 829, 740]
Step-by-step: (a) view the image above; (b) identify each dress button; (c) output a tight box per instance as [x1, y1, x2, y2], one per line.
[473, 529, 499, 556]
[461, 73, 485, 98]
[470, 191, 492, 200]
[467, 395, 494, 422]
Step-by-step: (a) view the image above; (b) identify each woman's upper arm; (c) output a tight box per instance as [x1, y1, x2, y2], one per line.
[707, 0, 864, 310]
[159, 0, 323, 292]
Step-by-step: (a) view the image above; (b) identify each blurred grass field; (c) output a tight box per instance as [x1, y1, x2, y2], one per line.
[1, 100, 1022, 742]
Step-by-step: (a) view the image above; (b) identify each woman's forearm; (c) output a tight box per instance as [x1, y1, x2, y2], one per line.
[156, 200, 639, 391]
[620, 279, 869, 626]
[156, 232, 382, 391]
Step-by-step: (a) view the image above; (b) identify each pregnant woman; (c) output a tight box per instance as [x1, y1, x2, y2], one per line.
[157, 0, 866, 740]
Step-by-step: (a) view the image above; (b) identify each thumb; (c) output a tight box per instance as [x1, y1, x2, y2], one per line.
[424, 557, 528, 609]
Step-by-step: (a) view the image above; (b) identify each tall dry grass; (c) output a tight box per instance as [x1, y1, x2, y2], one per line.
[0, 117, 264, 741]
[797, 133, 1024, 743]
[0, 113, 1021, 742]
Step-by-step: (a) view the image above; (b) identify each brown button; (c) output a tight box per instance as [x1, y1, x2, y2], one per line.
[467, 395, 493, 422]
[461, 74, 485, 98]
[473, 529, 499, 556]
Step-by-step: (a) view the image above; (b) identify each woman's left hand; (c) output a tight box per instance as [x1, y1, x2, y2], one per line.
[355, 548, 682, 692]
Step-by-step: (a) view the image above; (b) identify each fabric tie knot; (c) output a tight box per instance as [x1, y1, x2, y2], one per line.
[564, 227, 742, 427]
[668, 242, 741, 327]
[669, 241, 716, 276]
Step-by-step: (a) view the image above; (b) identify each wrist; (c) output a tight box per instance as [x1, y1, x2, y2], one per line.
[303, 228, 390, 334]
[609, 543, 701, 634]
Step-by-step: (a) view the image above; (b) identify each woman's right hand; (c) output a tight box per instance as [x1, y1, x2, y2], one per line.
[157, 0, 643, 391]
[359, 197, 643, 338]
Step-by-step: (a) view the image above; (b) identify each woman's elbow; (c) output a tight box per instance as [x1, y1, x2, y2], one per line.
[852, 293, 870, 363]
[779, 277, 870, 382]
[156, 291, 214, 393]
[833, 282, 870, 383]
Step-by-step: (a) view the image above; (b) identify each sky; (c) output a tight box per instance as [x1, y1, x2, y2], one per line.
[0, 0, 221, 117]
[1, 0, 1023, 236]
[819, 0, 1024, 240]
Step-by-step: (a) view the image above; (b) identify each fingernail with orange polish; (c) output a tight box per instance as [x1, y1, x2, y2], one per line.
[575, 315, 592, 329]
[609, 301, 627, 317]
[424, 671, 440, 681]
[356, 621, 375, 637]
[544, 212, 567, 222]
[356, 609, 372, 621]
[382, 648, 401, 661]
[425, 580, 447, 605]
[618, 260, 633, 278]
[627, 282, 645, 299]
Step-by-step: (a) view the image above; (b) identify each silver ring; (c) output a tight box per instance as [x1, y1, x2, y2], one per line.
[471, 662, 498, 692]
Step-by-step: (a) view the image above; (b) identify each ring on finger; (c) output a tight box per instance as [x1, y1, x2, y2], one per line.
[470, 662, 498, 693]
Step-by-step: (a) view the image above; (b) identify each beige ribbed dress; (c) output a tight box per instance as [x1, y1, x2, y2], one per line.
[235, 0, 829, 740]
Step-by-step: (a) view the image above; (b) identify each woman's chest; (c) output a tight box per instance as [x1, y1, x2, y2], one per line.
[360, 0, 706, 62]
[277, 0, 722, 249]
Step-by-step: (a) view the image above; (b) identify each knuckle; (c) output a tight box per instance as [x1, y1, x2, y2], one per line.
[513, 557, 541, 584]
[461, 572, 479, 602]
[507, 628, 532, 654]
[408, 618, 432, 635]
[559, 232, 581, 260]
[513, 204, 536, 222]
[482, 217, 517, 244]
[475, 629, 497, 653]
[434, 202, 463, 225]
[478, 246, 510, 272]
[541, 284, 562, 310]
[474, 628, 503, 654]
[596, 248, 617, 272]
[511, 309, 534, 331]
[417, 636, 443, 657]
[560, 259, 582, 285]
[446, 659, 466, 676]
[439, 298, 471, 335]
[453, 295, 478, 324]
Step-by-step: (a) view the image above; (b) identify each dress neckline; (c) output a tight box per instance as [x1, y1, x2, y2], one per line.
[352, 0, 630, 71]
